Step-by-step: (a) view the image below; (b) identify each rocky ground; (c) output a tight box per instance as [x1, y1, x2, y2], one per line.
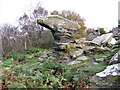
[1, 15, 120, 89]
[37, 15, 120, 88]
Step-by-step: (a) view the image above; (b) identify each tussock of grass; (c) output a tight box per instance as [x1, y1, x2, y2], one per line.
[80, 61, 107, 74]
[94, 54, 110, 59]
[2, 58, 14, 67]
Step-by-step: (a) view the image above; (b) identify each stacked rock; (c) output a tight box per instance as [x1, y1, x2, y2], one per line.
[37, 15, 85, 53]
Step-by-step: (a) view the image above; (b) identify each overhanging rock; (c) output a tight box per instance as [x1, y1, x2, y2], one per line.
[37, 15, 85, 52]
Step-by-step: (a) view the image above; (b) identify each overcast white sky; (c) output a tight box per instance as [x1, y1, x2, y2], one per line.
[0, 0, 119, 30]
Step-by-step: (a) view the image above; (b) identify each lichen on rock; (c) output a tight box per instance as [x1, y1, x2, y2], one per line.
[37, 15, 86, 54]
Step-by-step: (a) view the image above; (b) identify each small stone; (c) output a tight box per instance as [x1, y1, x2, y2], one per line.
[70, 49, 83, 58]
[75, 56, 88, 61]
[68, 61, 81, 65]
[38, 54, 48, 61]
[96, 58, 104, 62]
[48, 56, 56, 60]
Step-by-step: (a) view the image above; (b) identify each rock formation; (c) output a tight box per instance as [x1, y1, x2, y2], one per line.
[90, 63, 120, 87]
[85, 33, 116, 46]
[37, 15, 86, 58]
[109, 50, 120, 64]
[90, 42, 120, 87]
[37, 15, 120, 87]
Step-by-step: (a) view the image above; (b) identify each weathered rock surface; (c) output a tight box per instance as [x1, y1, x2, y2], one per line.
[68, 56, 89, 66]
[37, 15, 80, 31]
[37, 15, 85, 52]
[38, 54, 56, 61]
[37, 15, 120, 88]
[109, 38, 117, 45]
[90, 63, 120, 87]
[68, 60, 82, 65]
[75, 55, 88, 61]
[70, 49, 83, 59]
[86, 29, 100, 41]
[111, 27, 120, 35]
[109, 50, 120, 64]
[59, 53, 72, 63]
[82, 46, 95, 51]
[90, 75, 120, 87]
[96, 63, 120, 77]
[85, 33, 113, 46]
[74, 38, 86, 48]
[110, 27, 120, 41]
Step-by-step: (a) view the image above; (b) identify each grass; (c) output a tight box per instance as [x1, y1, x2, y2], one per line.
[1, 48, 81, 88]
[80, 61, 107, 74]
[94, 54, 110, 59]
[2, 58, 14, 68]
[1, 47, 110, 89]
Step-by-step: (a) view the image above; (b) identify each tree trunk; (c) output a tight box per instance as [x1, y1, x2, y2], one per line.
[0, 31, 3, 60]
[24, 36, 27, 50]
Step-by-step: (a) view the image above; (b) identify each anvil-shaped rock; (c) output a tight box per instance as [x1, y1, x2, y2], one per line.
[37, 15, 82, 51]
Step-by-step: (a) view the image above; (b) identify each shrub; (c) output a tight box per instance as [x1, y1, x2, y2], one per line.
[99, 28, 106, 35]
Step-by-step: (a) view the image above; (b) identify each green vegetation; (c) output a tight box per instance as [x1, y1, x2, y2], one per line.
[0, 1, 119, 89]
[99, 28, 106, 35]
[2, 58, 14, 68]
[1, 48, 77, 88]
[94, 54, 110, 59]
[80, 61, 107, 74]
[1, 48, 110, 89]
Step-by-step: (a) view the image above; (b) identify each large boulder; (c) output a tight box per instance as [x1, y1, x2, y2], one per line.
[111, 27, 120, 41]
[37, 15, 80, 31]
[90, 63, 120, 87]
[85, 33, 114, 46]
[37, 15, 85, 52]
[109, 50, 120, 64]
[111, 27, 120, 35]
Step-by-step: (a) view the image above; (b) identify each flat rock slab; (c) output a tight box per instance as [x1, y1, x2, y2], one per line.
[85, 33, 113, 46]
